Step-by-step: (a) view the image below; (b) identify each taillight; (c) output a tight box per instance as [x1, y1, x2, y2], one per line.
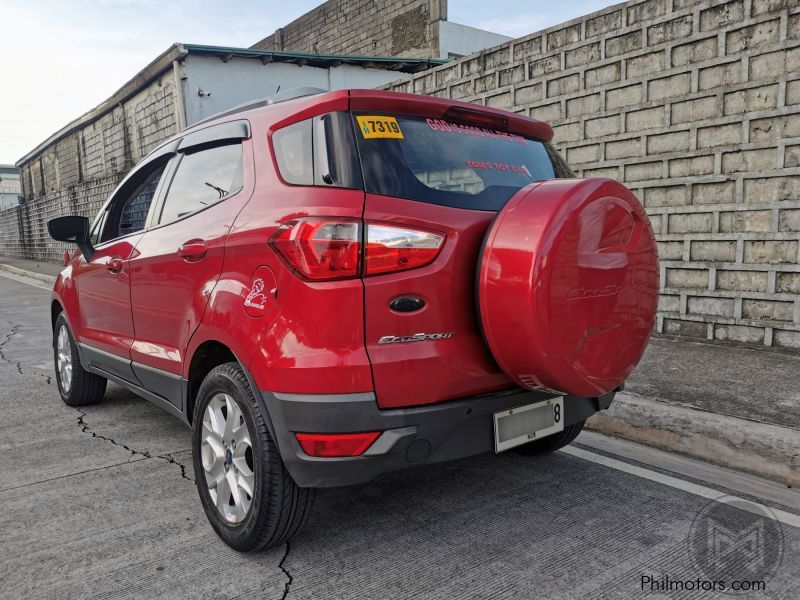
[269, 217, 360, 280]
[269, 218, 445, 280]
[295, 431, 381, 457]
[365, 224, 444, 276]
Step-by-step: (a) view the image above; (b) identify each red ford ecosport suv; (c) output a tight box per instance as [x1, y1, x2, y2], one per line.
[48, 88, 659, 551]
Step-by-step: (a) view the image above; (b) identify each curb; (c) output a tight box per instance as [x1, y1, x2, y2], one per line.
[587, 392, 800, 487]
[0, 263, 57, 286]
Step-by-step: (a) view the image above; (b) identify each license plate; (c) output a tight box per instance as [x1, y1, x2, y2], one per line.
[493, 398, 564, 453]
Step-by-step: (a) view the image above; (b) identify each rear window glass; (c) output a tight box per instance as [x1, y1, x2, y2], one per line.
[353, 114, 561, 210]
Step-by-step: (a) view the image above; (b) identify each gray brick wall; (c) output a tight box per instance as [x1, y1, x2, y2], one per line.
[2, 71, 178, 262]
[386, 0, 800, 350]
[251, 0, 445, 58]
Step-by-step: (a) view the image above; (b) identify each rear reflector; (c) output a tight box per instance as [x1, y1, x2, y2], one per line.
[365, 224, 444, 275]
[295, 431, 381, 457]
[270, 217, 360, 280]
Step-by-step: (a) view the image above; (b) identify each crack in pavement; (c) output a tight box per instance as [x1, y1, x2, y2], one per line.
[0, 324, 21, 364]
[278, 541, 294, 600]
[75, 407, 154, 459]
[0, 323, 191, 483]
[1, 324, 52, 384]
[157, 452, 194, 482]
[75, 408, 194, 481]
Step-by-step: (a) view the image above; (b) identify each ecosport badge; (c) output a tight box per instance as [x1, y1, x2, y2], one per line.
[378, 332, 454, 345]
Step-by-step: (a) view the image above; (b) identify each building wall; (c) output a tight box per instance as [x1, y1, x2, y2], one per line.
[251, 0, 446, 58]
[181, 56, 406, 125]
[438, 21, 512, 58]
[385, 0, 800, 350]
[2, 71, 178, 262]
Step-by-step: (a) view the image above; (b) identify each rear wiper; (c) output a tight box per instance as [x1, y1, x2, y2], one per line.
[205, 182, 228, 199]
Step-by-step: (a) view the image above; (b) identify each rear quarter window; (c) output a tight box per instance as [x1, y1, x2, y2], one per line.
[353, 114, 569, 211]
[273, 121, 313, 185]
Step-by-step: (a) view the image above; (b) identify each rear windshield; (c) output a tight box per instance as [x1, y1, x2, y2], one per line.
[353, 113, 569, 211]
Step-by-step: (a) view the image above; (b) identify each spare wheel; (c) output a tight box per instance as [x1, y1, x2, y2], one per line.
[478, 178, 659, 397]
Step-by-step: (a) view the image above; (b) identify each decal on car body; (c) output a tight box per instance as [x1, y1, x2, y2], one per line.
[378, 332, 454, 344]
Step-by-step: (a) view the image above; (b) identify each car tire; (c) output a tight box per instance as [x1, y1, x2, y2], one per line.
[53, 314, 107, 407]
[192, 362, 314, 552]
[513, 421, 585, 455]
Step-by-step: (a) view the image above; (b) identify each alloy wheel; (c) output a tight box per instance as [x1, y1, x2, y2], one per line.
[56, 324, 72, 393]
[201, 393, 255, 523]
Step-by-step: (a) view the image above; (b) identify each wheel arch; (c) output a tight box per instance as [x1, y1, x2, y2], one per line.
[51, 299, 64, 331]
[186, 340, 237, 422]
[184, 340, 279, 448]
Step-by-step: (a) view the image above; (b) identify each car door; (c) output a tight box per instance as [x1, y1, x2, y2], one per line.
[73, 151, 173, 382]
[128, 122, 252, 406]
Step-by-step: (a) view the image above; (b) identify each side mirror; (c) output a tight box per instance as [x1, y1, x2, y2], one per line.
[47, 216, 93, 261]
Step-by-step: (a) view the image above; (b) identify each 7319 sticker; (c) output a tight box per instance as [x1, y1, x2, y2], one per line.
[356, 116, 404, 139]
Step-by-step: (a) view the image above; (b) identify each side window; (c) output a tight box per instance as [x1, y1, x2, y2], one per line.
[119, 174, 162, 237]
[97, 165, 165, 244]
[158, 143, 243, 225]
[273, 121, 313, 185]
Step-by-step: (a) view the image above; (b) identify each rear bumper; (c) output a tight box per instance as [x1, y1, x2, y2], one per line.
[261, 387, 615, 488]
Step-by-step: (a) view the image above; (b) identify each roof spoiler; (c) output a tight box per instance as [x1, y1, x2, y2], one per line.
[348, 89, 553, 142]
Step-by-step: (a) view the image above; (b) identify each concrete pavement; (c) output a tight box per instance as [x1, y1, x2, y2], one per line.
[2, 269, 800, 598]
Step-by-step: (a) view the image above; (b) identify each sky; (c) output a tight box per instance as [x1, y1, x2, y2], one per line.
[0, 0, 616, 164]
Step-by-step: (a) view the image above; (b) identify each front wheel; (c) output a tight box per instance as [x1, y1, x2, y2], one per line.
[192, 362, 313, 552]
[513, 421, 585, 455]
[53, 314, 106, 406]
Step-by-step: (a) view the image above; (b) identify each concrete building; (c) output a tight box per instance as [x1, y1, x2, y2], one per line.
[252, 0, 511, 59]
[2, 43, 442, 262]
[0, 165, 21, 211]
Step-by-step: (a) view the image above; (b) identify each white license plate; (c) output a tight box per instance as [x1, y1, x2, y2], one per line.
[493, 398, 564, 453]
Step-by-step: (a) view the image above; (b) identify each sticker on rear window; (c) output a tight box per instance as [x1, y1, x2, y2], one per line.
[356, 116, 404, 139]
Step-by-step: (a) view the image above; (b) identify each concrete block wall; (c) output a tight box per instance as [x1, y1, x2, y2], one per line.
[2, 72, 178, 262]
[251, 0, 446, 58]
[385, 0, 800, 350]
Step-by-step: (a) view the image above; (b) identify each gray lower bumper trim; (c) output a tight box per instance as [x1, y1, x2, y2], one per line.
[262, 387, 616, 488]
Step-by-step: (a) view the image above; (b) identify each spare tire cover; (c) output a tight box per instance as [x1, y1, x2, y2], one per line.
[478, 178, 659, 397]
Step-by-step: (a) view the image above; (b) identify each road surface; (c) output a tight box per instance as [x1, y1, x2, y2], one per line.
[1, 271, 798, 599]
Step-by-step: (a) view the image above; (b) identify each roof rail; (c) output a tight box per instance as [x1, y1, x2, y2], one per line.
[192, 86, 328, 127]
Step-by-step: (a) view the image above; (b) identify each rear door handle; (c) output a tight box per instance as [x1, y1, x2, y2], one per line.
[106, 257, 124, 273]
[178, 239, 208, 262]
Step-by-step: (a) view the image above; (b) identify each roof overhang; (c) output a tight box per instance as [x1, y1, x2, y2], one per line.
[17, 43, 446, 167]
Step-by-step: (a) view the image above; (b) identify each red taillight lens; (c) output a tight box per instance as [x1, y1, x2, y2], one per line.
[365, 224, 444, 275]
[269, 217, 360, 280]
[270, 219, 445, 279]
[295, 432, 381, 457]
